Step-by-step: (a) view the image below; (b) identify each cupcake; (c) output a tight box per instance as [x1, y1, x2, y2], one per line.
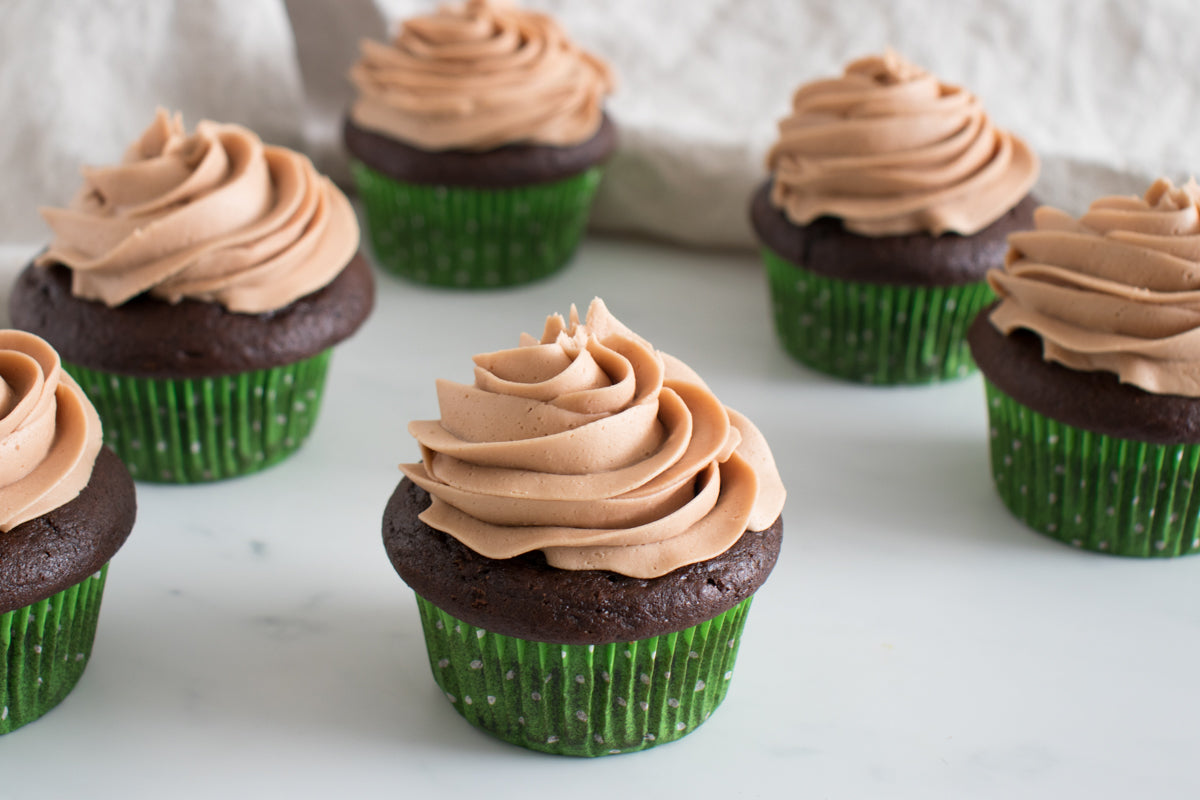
[345, 0, 617, 288]
[971, 177, 1200, 557]
[751, 51, 1039, 384]
[382, 299, 786, 755]
[0, 330, 136, 733]
[10, 109, 374, 483]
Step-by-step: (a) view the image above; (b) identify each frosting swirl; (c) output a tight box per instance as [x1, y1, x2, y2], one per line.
[349, 0, 614, 151]
[0, 331, 102, 532]
[399, 299, 786, 579]
[766, 50, 1038, 237]
[989, 177, 1200, 397]
[35, 109, 359, 314]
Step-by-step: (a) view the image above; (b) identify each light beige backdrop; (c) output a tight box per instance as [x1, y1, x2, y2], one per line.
[3, 0, 1197, 249]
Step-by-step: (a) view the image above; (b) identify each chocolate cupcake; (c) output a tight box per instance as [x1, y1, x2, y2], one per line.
[345, 0, 616, 288]
[971, 177, 1200, 557]
[751, 51, 1038, 384]
[0, 331, 136, 733]
[382, 299, 786, 755]
[11, 109, 373, 483]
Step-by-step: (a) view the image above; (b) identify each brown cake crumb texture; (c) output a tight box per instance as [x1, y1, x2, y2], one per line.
[0, 447, 136, 613]
[382, 478, 783, 645]
[749, 180, 1038, 286]
[8, 253, 375, 378]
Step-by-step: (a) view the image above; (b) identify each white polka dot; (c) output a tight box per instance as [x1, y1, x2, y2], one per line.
[531, 692, 541, 701]
[639, 673, 650, 685]
[437, 659, 449, 668]
[575, 710, 588, 721]
[469, 660, 483, 670]
[505, 670, 514, 680]
[615, 697, 627, 707]
[575, 674, 585, 684]
[695, 680, 706, 692]
[639, 701, 649, 711]
[463, 696, 473, 705]
[475, 629, 485, 640]
[667, 698, 680, 708]
[675, 722, 687, 731]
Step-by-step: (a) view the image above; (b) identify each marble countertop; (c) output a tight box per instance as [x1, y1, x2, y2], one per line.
[0, 237, 1197, 799]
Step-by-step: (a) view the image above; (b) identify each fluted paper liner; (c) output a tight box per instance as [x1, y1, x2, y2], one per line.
[0, 566, 109, 734]
[351, 162, 603, 288]
[414, 594, 755, 756]
[984, 380, 1200, 557]
[762, 248, 994, 384]
[65, 351, 331, 483]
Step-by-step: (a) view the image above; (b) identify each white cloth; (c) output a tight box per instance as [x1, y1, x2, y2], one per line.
[3, 0, 1199, 251]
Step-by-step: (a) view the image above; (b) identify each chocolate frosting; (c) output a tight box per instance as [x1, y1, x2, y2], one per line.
[0, 331, 102, 532]
[399, 299, 786, 579]
[349, 0, 614, 151]
[990, 178, 1200, 397]
[766, 50, 1038, 237]
[36, 109, 359, 314]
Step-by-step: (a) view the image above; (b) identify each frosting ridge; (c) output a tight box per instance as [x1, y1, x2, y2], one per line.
[766, 50, 1038, 236]
[350, 0, 615, 151]
[400, 299, 786, 579]
[989, 177, 1200, 397]
[0, 331, 102, 532]
[36, 109, 359, 314]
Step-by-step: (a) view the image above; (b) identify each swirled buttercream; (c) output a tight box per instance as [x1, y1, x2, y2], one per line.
[400, 299, 786, 579]
[349, 0, 614, 151]
[35, 109, 359, 314]
[766, 50, 1038, 237]
[989, 177, 1200, 397]
[0, 331, 102, 532]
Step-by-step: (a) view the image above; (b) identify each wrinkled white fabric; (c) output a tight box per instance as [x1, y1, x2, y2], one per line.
[2, 0, 1198, 251]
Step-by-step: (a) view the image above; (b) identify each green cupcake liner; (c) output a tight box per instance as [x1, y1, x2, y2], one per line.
[351, 161, 603, 288]
[415, 594, 755, 756]
[762, 248, 996, 384]
[984, 380, 1200, 557]
[0, 566, 109, 734]
[65, 350, 332, 484]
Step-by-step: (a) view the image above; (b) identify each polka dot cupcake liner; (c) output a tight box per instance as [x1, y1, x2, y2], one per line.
[350, 161, 603, 288]
[761, 248, 995, 384]
[64, 350, 332, 483]
[413, 594, 755, 757]
[0, 566, 108, 735]
[984, 380, 1200, 557]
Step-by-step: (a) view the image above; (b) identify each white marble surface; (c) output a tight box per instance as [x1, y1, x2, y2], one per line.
[0, 238, 1198, 798]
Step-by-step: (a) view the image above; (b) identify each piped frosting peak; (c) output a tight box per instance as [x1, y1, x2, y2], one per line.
[350, 0, 614, 151]
[767, 50, 1038, 237]
[400, 299, 786, 579]
[37, 109, 359, 314]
